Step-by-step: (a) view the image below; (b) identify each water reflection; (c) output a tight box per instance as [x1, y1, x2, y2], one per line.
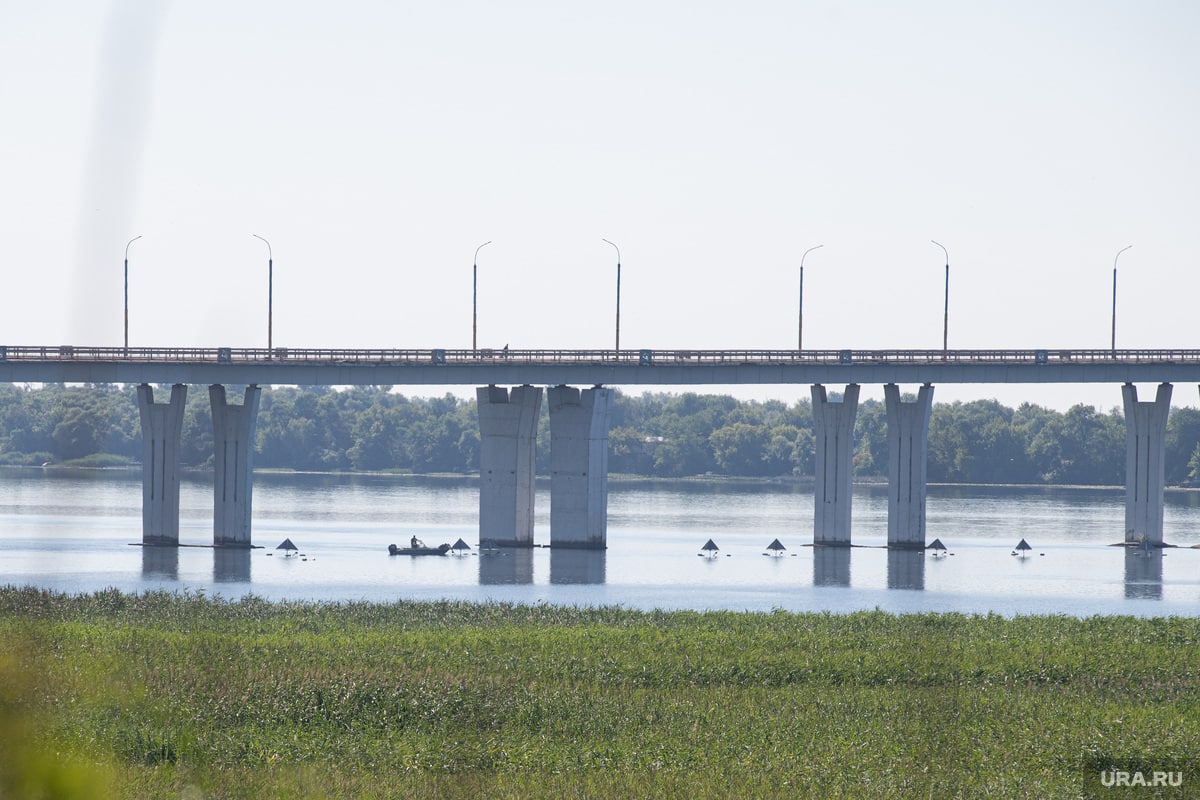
[1124, 548, 1163, 600]
[813, 547, 850, 587]
[141, 545, 178, 579]
[214, 548, 251, 583]
[479, 547, 534, 585]
[887, 550, 926, 591]
[549, 548, 606, 585]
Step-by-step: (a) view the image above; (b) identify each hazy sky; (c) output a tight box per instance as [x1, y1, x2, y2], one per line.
[3, 1, 1198, 410]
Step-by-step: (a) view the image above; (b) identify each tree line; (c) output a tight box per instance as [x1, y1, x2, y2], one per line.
[4, 383, 1200, 486]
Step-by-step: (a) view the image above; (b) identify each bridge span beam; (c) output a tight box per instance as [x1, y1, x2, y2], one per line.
[477, 385, 542, 547]
[812, 384, 860, 545]
[136, 383, 187, 545]
[1122, 383, 1171, 544]
[210, 384, 261, 547]
[885, 384, 934, 549]
[547, 386, 612, 549]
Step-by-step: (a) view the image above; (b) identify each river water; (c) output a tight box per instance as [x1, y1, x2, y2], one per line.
[1, 469, 1198, 616]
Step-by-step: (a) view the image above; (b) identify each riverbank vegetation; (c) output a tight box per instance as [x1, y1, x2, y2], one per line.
[5, 383, 1200, 486]
[2, 587, 1197, 799]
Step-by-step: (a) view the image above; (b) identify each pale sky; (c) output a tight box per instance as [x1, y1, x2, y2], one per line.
[3, 1, 1198, 411]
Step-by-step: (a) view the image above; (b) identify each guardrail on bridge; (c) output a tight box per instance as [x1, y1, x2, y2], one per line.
[3, 345, 1200, 366]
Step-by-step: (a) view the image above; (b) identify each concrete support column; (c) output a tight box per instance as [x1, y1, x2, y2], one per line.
[884, 383, 934, 549]
[136, 383, 187, 545]
[547, 385, 612, 549]
[811, 383, 860, 545]
[1122, 383, 1171, 543]
[210, 384, 261, 547]
[477, 385, 542, 547]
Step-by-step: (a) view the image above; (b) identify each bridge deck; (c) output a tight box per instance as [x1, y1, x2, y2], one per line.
[2, 346, 1199, 386]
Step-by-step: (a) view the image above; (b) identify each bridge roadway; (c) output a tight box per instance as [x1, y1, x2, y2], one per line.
[4, 345, 1200, 386]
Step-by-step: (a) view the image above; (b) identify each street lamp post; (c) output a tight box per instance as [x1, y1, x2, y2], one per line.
[798, 244, 823, 351]
[1112, 245, 1132, 354]
[123, 235, 142, 353]
[252, 234, 273, 356]
[932, 240, 949, 352]
[602, 239, 621, 355]
[473, 241, 491, 352]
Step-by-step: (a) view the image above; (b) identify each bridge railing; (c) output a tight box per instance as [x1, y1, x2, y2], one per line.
[3, 345, 1200, 366]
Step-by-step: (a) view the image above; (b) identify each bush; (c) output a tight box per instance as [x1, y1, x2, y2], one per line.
[0, 451, 54, 467]
[59, 453, 137, 468]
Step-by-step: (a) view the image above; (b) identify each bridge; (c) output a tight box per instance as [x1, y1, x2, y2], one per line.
[2, 345, 1192, 552]
[4, 345, 1200, 385]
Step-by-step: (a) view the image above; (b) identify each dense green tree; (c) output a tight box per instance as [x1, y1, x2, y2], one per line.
[0, 385, 55, 460]
[52, 404, 104, 460]
[178, 390, 215, 468]
[927, 400, 1031, 484]
[347, 402, 398, 471]
[0, 383, 1197, 485]
[1028, 404, 1124, 485]
[651, 432, 711, 477]
[854, 399, 888, 476]
[764, 424, 807, 476]
[1188, 443, 1200, 484]
[1166, 406, 1200, 485]
[608, 426, 657, 475]
[710, 423, 772, 476]
[407, 413, 466, 473]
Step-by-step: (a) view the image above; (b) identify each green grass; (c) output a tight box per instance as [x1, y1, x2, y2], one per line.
[2, 587, 1198, 799]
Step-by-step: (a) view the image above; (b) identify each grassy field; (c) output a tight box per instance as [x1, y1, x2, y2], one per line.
[2, 587, 1198, 799]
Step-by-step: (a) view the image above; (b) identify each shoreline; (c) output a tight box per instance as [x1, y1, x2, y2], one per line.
[12, 462, 1200, 493]
[0, 583, 1190, 619]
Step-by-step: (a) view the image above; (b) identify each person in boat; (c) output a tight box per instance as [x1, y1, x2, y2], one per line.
[410, 535, 426, 549]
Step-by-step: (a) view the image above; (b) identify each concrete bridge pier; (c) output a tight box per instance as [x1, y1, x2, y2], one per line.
[477, 385, 542, 547]
[547, 386, 612, 549]
[884, 383, 934, 549]
[812, 384, 860, 545]
[210, 384, 261, 547]
[136, 383, 187, 545]
[1122, 383, 1171, 544]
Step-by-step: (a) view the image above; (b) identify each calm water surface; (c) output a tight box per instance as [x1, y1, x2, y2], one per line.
[2, 469, 1198, 616]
